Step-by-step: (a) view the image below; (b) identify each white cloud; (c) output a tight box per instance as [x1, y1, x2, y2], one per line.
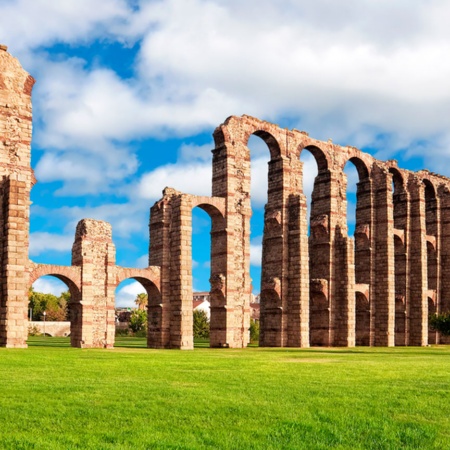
[0, 0, 133, 54]
[115, 280, 146, 308]
[2, 0, 449, 200]
[250, 235, 262, 267]
[138, 160, 212, 201]
[33, 276, 68, 296]
[29, 232, 73, 257]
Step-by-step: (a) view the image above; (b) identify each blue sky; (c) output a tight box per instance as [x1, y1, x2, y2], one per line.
[1, 0, 450, 306]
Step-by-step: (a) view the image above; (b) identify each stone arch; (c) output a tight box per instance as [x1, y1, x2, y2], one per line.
[213, 115, 283, 160]
[309, 290, 329, 346]
[299, 145, 333, 346]
[191, 199, 227, 348]
[428, 295, 437, 344]
[299, 144, 329, 173]
[389, 168, 408, 346]
[115, 267, 163, 348]
[346, 156, 370, 181]
[355, 289, 370, 346]
[29, 264, 81, 296]
[424, 178, 438, 236]
[29, 264, 82, 347]
[395, 295, 407, 346]
[424, 179, 438, 345]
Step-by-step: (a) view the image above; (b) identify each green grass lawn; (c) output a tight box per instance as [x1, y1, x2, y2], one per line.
[0, 338, 449, 449]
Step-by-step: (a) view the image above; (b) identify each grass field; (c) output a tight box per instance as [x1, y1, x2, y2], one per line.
[0, 338, 449, 449]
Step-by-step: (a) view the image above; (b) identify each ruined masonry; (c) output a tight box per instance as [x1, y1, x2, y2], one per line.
[1, 47, 448, 349]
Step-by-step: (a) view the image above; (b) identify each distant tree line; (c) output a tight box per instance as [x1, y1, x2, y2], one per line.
[28, 288, 70, 321]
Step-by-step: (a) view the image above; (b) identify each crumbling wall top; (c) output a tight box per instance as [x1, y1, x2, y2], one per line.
[75, 219, 112, 240]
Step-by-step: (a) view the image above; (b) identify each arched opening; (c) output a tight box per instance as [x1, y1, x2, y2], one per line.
[28, 275, 80, 346]
[194, 202, 226, 348]
[428, 296, 437, 345]
[115, 277, 162, 348]
[309, 292, 329, 346]
[395, 295, 406, 346]
[394, 234, 407, 346]
[300, 146, 329, 346]
[246, 132, 279, 346]
[424, 180, 438, 345]
[427, 240, 438, 345]
[355, 291, 370, 346]
[299, 150, 319, 230]
[191, 206, 213, 346]
[247, 134, 269, 295]
[344, 163, 357, 236]
[390, 169, 408, 346]
[344, 158, 371, 346]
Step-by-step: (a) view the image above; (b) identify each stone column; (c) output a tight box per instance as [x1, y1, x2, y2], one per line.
[0, 46, 35, 348]
[308, 170, 333, 346]
[407, 176, 428, 346]
[260, 154, 298, 346]
[72, 219, 116, 348]
[149, 189, 174, 348]
[372, 166, 395, 346]
[287, 190, 310, 347]
[167, 195, 194, 349]
[212, 131, 251, 348]
[438, 185, 450, 344]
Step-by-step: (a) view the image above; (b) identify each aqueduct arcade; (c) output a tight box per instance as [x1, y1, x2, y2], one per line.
[1, 46, 449, 348]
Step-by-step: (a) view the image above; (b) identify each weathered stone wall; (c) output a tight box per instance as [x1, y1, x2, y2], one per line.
[29, 321, 71, 337]
[2, 45, 450, 349]
[0, 45, 35, 348]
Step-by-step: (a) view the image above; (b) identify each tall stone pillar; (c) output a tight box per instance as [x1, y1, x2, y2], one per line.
[372, 166, 395, 346]
[407, 176, 428, 345]
[167, 195, 194, 349]
[149, 189, 174, 348]
[308, 169, 333, 346]
[438, 185, 450, 344]
[261, 153, 306, 347]
[212, 127, 252, 348]
[286, 156, 310, 347]
[72, 219, 116, 348]
[0, 45, 35, 348]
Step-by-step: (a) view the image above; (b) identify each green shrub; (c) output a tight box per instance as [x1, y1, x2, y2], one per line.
[430, 312, 450, 336]
[28, 324, 41, 337]
[193, 310, 209, 339]
[115, 328, 129, 337]
[134, 328, 147, 338]
[249, 318, 260, 343]
[129, 310, 147, 333]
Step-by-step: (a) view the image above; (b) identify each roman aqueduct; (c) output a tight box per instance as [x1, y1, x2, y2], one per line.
[1, 46, 448, 349]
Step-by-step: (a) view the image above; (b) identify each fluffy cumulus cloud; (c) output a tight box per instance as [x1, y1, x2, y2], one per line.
[29, 232, 74, 257]
[2, 0, 450, 272]
[3, 0, 450, 194]
[32, 276, 68, 296]
[116, 280, 146, 308]
[137, 141, 217, 205]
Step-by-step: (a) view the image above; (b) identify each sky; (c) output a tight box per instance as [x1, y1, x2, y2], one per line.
[1, 0, 450, 307]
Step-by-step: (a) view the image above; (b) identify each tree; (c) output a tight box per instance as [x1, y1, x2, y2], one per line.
[249, 318, 259, 343]
[430, 313, 450, 336]
[193, 309, 209, 339]
[28, 288, 69, 321]
[135, 292, 148, 311]
[129, 309, 147, 333]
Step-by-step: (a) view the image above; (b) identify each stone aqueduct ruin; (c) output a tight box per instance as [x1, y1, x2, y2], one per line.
[1, 47, 449, 349]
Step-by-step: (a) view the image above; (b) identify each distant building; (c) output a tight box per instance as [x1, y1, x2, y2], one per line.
[193, 292, 210, 319]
